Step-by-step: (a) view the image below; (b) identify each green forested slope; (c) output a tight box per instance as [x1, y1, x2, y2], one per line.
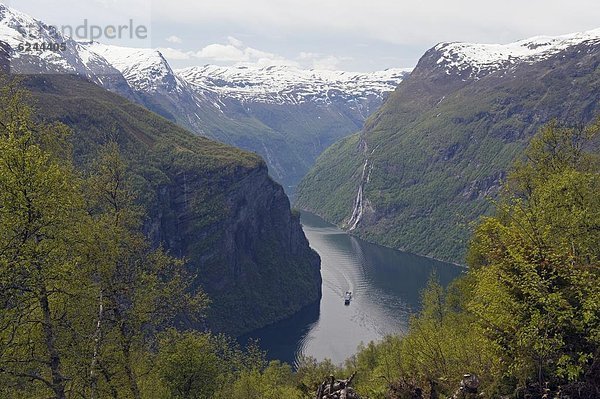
[296, 41, 600, 263]
[326, 123, 600, 399]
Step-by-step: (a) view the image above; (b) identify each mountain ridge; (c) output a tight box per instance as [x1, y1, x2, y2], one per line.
[177, 64, 409, 106]
[433, 28, 600, 79]
[0, 3, 409, 189]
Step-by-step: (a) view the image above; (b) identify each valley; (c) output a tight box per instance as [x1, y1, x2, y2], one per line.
[240, 212, 463, 366]
[0, 2, 599, 398]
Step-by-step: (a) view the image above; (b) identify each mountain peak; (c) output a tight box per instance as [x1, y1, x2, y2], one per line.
[83, 42, 178, 92]
[433, 28, 600, 78]
[0, 4, 128, 82]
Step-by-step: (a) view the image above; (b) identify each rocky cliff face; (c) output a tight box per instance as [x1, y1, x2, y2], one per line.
[296, 29, 600, 264]
[19, 74, 321, 335]
[148, 159, 322, 333]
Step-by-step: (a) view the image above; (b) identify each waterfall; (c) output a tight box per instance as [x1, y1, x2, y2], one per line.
[347, 158, 369, 231]
[347, 140, 379, 231]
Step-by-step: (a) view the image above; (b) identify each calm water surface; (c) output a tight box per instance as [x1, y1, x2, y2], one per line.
[240, 211, 463, 366]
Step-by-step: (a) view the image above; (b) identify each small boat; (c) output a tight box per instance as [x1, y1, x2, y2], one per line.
[344, 291, 352, 305]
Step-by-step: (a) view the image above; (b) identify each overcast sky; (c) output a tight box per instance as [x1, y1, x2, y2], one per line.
[7, 0, 600, 71]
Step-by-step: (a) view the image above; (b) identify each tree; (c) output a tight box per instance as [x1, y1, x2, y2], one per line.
[156, 329, 221, 399]
[215, 361, 303, 399]
[82, 142, 208, 399]
[467, 121, 600, 396]
[0, 78, 208, 399]
[0, 77, 85, 399]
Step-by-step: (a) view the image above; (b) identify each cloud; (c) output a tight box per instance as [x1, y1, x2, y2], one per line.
[298, 52, 351, 70]
[227, 36, 244, 47]
[159, 38, 298, 67]
[191, 37, 280, 63]
[166, 35, 183, 44]
[157, 47, 193, 60]
[192, 38, 297, 66]
[311, 56, 343, 70]
[160, 38, 354, 70]
[196, 43, 246, 61]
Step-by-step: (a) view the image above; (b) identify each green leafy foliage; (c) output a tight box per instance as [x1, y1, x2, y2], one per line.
[466, 122, 600, 395]
[0, 77, 86, 399]
[0, 80, 204, 398]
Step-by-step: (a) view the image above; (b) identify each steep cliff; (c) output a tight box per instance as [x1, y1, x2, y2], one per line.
[19, 74, 321, 335]
[146, 158, 322, 333]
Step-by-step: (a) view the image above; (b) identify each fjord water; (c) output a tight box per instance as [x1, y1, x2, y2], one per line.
[240, 212, 463, 366]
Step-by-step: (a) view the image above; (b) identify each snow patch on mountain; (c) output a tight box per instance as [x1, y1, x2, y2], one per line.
[176, 64, 410, 105]
[435, 28, 600, 78]
[0, 3, 120, 80]
[0, 3, 407, 107]
[84, 42, 180, 93]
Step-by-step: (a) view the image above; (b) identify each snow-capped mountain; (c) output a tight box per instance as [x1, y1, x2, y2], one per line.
[78, 42, 409, 115]
[177, 64, 410, 106]
[434, 28, 600, 78]
[80, 41, 211, 134]
[0, 3, 408, 190]
[0, 3, 129, 92]
[0, 3, 406, 119]
[85, 42, 182, 93]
